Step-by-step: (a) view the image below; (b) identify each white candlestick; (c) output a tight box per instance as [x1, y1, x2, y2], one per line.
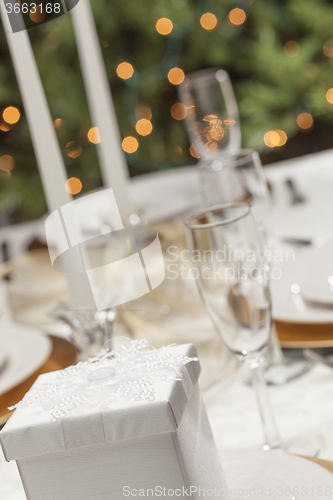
[0, 6, 94, 306]
[71, 0, 130, 220]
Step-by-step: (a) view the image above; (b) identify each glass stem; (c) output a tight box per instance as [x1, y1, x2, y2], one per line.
[251, 366, 283, 450]
[271, 323, 284, 365]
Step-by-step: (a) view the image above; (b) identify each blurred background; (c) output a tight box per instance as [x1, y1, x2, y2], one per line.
[1, 0, 333, 222]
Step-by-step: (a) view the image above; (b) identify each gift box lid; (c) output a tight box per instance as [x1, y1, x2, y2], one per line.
[0, 342, 200, 462]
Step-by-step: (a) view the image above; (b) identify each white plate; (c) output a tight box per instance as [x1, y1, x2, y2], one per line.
[220, 450, 333, 500]
[297, 241, 333, 306]
[0, 321, 52, 396]
[271, 256, 333, 324]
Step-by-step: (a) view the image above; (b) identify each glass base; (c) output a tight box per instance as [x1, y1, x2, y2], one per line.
[244, 352, 312, 386]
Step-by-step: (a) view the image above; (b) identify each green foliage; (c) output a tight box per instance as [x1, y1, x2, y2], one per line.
[1, 0, 333, 220]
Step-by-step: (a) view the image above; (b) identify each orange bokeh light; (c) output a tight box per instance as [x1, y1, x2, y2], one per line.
[297, 113, 313, 129]
[0, 155, 14, 172]
[30, 6, 46, 23]
[135, 104, 152, 121]
[326, 88, 333, 104]
[122, 136, 139, 153]
[116, 62, 134, 80]
[54, 118, 64, 129]
[170, 103, 187, 120]
[155, 18, 173, 35]
[3, 106, 20, 125]
[87, 127, 101, 144]
[323, 41, 333, 57]
[65, 177, 82, 195]
[66, 141, 83, 159]
[284, 41, 300, 57]
[229, 8, 246, 26]
[135, 119, 153, 136]
[189, 144, 200, 158]
[200, 13, 218, 31]
[168, 68, 185, 85]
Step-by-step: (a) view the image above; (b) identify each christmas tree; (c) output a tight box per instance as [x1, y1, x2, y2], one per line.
[1, 0, 333, 221]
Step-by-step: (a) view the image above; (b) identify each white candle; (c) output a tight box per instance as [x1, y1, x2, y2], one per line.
[0, 6, 94, 306]
[71, 0, 130, 220]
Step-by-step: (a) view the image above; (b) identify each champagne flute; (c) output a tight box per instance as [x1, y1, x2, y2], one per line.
[184, 202, 282, 450]
[178, 68, 241, 159]
[198, 150, 312, 384]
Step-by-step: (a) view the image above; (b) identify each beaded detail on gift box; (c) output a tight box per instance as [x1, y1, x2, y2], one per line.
[8, 338, 198, 421]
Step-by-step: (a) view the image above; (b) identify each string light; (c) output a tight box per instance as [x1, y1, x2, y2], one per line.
[170, 103, 187, 120]
[297, 112, 313, 129]
[189, 144, 200, 158]
[0, 122, 12, 132]
[275, 129, 287, 146]
[3, 107, 20, 124]
[65, 177, 82, 195]
[122, 136, 139, 153]
[0, 155, 14, 172]
[135, 119, 153, 136]
[168, 68, 185, 85]
[229, 8, 246, 26]
[65, 141, 83, 159]
[200, 13, 218, 31]
[87, 127, 101, 144]
[30, 6, 46, 23]
[116, 62, 134, 80]
[284, 41, 300, 57]
[135, 104, 152, 120]
[54, 118, 64, 129]
[155, 18, 173, 35]
[323, 41, 333, 57]
[326, 88, 333, 104]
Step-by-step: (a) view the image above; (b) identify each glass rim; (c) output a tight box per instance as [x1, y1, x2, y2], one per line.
[184, 202, 252, 230]
[197, 149, 259, 172]
[180, 68, 229, 87]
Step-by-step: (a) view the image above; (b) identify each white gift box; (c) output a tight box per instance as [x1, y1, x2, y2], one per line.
[0, 342, 228, 500]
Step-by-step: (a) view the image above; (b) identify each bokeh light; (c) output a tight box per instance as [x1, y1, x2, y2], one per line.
[168, 68, 185, 85]
[190, 144, 200, 158]
[65, 177, 82, 195]
[170, 103, 187, 120]
[326, 88, 333, 104]
[135, 119, 153, 136]
[30, 6, 46, 23]
[87, 127, 101, 144]
[200, 13, 218, 31]
[155, 18, 173, 35]
[323, 41, 333, 58]
[3, 107, 20, 125]
[66, 141, 83, 159]
[135, 104, 152, 120]
[0, 122, 12, 132]
[229, 8, 246, 26]
[122, 136, 139, 153]
[54, 118, 64, 129]
[116, 62, 134, 80]
[0, 155, 14, 172]
[264, 131, 281, 148]
[284, 41, 300, 57]
[297, 112, 313, 129]
[275, 129, 288, 146]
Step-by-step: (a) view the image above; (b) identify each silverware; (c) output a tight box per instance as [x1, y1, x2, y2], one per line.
[285, 178, 307, 205]
[281, 236, 313, 247]
[303, 348, 333, 368]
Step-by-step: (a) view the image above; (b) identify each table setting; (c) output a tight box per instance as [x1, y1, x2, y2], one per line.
[2, 1, 333, 499]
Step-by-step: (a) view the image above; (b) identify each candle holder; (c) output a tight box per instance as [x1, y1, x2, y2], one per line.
[51, 302, 116, 361]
